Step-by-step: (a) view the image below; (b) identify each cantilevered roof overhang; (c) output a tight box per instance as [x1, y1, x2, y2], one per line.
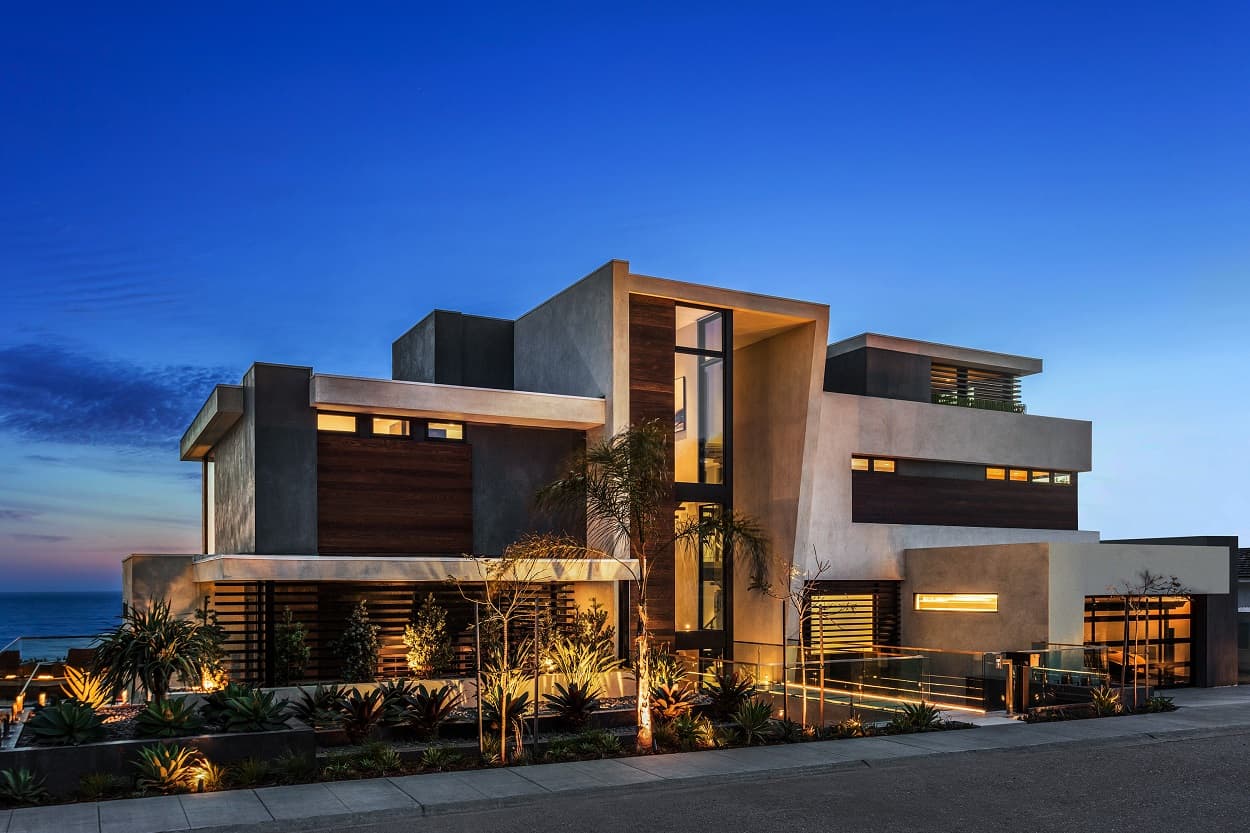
[192, 554, 638, 583]
[826, 333, 1043, 377]
[310, 374, 605, 430]
[180, 385, 245, 461]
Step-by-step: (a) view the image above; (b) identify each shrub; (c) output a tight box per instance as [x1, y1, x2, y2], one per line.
[546, 601, 624, 689]
[274, 607, 311, 686]
[272, 751, 316, 784]
[1146, 695, 1177, 713]
[401, 683, 461, 739]
[544, 681, 602, 729]
[133, 744, 204, 794]
[1091, 685, 1122, 717]
[668, 713, 716, 751]
[337, 687, 386, 744]
[833, 715, 867, 738]
[890, 701, 943, 733]
[419, 746, 463, 772]
[773, 718, 805, 743]
[289, 684, 345, 729]
[731, 698, 774, 746]
[223, 690, 289, 733]
[649, 683, 697, 722]
[136, 699, 205, 738]
[199, 682, 254, 728]
[403, 594, 455, 678]
[702, 666, 754, 720]
[194, 761, 225, 792]
[62, 665, 112, 710]
[78, 772, 131, 801]
[0, 769, 49, 806]
[574, 728, 621, 757]
[354, 741, 402, 775]
[27, 699, 105, 745]
[334, 600, 381, 683]
[646, 646, 686, 689]
[96, 600, 220, 702]
[228, 757, 273, 788]
[376, 679, 420, 724]
[194, 607, 229, 691]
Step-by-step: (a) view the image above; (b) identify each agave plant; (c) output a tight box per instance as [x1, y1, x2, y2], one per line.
[649, 682, 697, 722]
[289, 684, 346, 729]
[26, 699, 106, 745]
[95, 599, 220, 702]
[133, 744, 204, 794]
[401, 683, 462, 739]
[61, 665, 112, 710]
[833, 714, 867, 738]
[702, 667, 754, 720]
[669, 713, 717, 751]
[544, 681, 602, 729]
[336, 687, 386, 744]
[376, 678, 420, 724]
[223, 690, 289, 733]
[1091, 685, 1122, 717]
[137, 698, 205, 738]
[419, 746, 462, 772]
[0, 769, 49, 806]
[890, 700, 943, 733]
[731, 698, 775, 746]
[198, 682, 254, 728]
[353, 740, 403, 775]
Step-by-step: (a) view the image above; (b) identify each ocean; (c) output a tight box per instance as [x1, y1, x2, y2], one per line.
[0, 592, 122, 652]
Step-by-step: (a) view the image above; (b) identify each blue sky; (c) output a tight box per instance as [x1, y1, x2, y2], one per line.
[1, 3, 1247, 590]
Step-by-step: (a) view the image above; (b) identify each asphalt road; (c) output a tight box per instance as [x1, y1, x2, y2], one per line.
[265, 731, 1250, 833]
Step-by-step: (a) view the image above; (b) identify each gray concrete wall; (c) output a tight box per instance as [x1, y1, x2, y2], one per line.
[514, 262, 616, 402]
[392, 312, 436, 382]
[122, 554, 201, 618]
[469, 424, 585, 555]
[212, 367, 257, 553]
[253, 364, 318, 554]
[901, 543, 1052, 652]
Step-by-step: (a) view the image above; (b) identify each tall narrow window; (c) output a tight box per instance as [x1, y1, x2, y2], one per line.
[675, 502, 724, 632]
[674, 306, 726, 484]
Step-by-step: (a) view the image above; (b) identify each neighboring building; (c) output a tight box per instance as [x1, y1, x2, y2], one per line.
[124, 260, 1239, 688]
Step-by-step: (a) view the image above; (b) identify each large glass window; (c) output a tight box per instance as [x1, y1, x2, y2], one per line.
[1085, 595, 1193, 687]
[674, 306, 726, 484]
[675, 502, 724, 632]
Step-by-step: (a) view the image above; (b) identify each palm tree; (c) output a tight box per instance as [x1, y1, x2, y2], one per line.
[538, 418, 769, 751]
[94, 599, 220, 702]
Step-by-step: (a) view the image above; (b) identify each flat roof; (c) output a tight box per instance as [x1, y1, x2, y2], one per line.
[826, 333, 1042, 377]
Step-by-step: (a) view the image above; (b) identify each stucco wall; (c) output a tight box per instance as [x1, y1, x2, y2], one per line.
[514, 263, 616, 403]
[253, 364, 318, 554]
[902, 543, 1051, 652]
[391, 313, 436, 382]
[212, 367, 256, 553]
[123, 554, 201, 618]
[469, 424, 585, 555]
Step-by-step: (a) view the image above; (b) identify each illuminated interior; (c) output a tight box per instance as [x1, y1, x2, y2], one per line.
[427, 421, 464, 440]
[372, 417, 410, 436]
[872, 459, 895, 473]
[850, 457, 870, 471]
[1009, 469, 1028, 482]
[674, 501, 724, 632]
[986, 466, 1005, 480]
[914, 593, 999, 613]
[317, 413, 357, 433]
[1085, 595, 1193, 687]
[674, 305, 726, 484]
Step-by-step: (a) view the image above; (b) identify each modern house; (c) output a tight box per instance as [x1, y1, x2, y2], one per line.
[124, 260, 1239, 690]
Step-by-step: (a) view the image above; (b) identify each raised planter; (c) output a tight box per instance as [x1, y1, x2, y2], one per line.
[0, 720, 316, 797]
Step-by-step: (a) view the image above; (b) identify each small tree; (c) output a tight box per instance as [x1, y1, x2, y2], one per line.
[1109, 571, 1190, 710]
[761, 549, 833, 727]
[95, 599, 219, 702]
[335, 600, 380, 683]
[194, 604, 229, 691]
[274, 608, 311, 686]
[403, 594, 455, 678]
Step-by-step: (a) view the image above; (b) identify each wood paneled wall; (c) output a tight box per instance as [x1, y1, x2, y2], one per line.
[851, 471, 1078, 530]
[317, 434, 473, 554]
[628, 294, 678, 645]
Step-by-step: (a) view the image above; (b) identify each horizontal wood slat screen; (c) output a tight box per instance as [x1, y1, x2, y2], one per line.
[803, 580, 901, 656]
[317, 434, 473, 554]
[851, 470, 1078, 530]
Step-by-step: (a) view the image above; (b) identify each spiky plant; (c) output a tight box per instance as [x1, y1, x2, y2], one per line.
[198, 682, 254, 728]
[227, 757, 272, 788]
[702, 666, 754, 720]
[222, 690, 289, 733]
[193, 761, 225, 792]
[336, 687, 386, 744]
[670, 713, 717, 751]
[649, 682, 697, 722]
[61, 665, 112, 710]
[95, 599, 220, 702]
[401, 683, 461, 739]
[544, 681, 602, 729]
[78, 772, 130, 801]
[27, 699, 105, 745]
[376, 679, 420, 724]
[732, 698, 775, 746]
[289, 684, 345, 729]
[1091, 685, 1122, 717]
[420, 746, 463, 772]
[834, 715, 867, 738]
[133, 744, 204, 794]
[890, 701, 943, 733]
[353, 741, 402, 775]
[0, 769, 49, 806]
[136, 698, 205, 738]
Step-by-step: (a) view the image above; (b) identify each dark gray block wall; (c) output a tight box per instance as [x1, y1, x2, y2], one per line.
[1103, 535, 1240, 688]
[824, 346, 931, 403]
[470, 424, 585, 555]
[392, 310, 515, 390]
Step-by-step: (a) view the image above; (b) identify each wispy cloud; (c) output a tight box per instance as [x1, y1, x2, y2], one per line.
[0, 344, 234, 450]
[9, 532, 70, 543]
[0, 508, 39, 522]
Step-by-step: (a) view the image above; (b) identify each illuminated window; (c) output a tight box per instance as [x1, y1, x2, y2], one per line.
[317, 413, 357, 433]
[1031, 470, 1050, 484]
[914, 593, 999, 613]
[372, 418, 410, 437]
[1054, 472, 1072, 486]
[427, 421, 464, 441]
[872, 459, 895, 473]
[851, 457, 870, 471]
[1009, 469, 1028, 482]
[986, 467, 1005, 480]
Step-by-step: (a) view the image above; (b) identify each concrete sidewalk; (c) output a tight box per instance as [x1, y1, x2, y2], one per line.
[4, 686, 1248, 833]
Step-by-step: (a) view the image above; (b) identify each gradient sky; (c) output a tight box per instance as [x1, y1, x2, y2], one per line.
[1, 3, 1247, 591]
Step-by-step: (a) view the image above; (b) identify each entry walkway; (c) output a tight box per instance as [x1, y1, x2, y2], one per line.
[4, 686, 1248, 833]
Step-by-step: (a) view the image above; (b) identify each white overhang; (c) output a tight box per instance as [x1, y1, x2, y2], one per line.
[310, 374, 605, 430]
[827, 333, 1042, 377]
[180, 385, 245, 461]
[192, 554, 638, 583]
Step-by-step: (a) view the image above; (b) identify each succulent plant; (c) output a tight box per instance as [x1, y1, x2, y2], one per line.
[27, 699, 105, 745]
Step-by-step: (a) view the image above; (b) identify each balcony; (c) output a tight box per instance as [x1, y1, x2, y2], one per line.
[930, 363, 1026, 413]
[930, 391, 1026, 414]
